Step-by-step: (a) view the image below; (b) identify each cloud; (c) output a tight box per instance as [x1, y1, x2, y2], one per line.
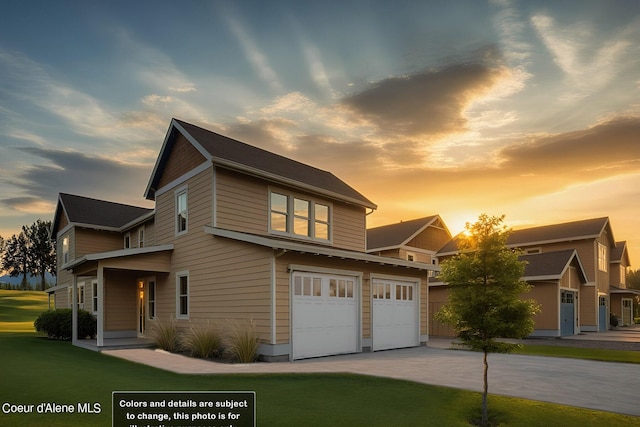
[6, 147, 152, 208]
[342, 63, 507, 138]
[531, 13, 633, 96]
[225, 15, 284, 93]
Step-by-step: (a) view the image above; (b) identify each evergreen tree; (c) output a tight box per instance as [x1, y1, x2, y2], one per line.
[2, 232, 30, 289]
[435, 214, 539, 427]
[23, 220, 56, 291]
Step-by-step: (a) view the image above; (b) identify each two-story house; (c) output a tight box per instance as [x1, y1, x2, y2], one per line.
[430, 217, 631, 337]
[609, 241, 639, 326]
[48, 118, 438, 361]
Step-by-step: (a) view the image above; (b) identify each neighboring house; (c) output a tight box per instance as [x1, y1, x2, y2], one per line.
[366, 215, 452, 266]
[432, 217, 633, 337]
[48, 118, 437, 361]
[609, 241, 640, 326]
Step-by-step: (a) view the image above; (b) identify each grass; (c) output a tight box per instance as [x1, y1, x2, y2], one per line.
[0, 289, 49, 332]
[1, 290, 639, 426]
[513, 344, 640, 364]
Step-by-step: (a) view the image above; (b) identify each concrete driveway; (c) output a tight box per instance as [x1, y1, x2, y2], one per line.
[104, 341, 640, 417]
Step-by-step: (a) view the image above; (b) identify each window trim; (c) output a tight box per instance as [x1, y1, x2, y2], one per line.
[148, 280, 156, 320]
[175, 186, 188, 236]
[268, 189, 332, 243]
[176, 271, 189, 319]
[598, 242, 608, 272]
[62, 236, 69, 264]
[138, 226, 145, 248]
[91, 280, 98, 314]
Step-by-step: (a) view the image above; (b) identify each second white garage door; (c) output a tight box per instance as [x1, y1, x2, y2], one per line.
[291, 272, 359, 360]
[372, 279, 419, 351]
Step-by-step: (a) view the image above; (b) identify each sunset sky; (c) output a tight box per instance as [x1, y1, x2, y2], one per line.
[1, 1, 639, 265]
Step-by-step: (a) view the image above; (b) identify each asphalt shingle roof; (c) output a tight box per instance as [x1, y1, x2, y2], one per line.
[58, 193, 152, 230]
[366, 216, 438, 250]
[164, 119, 375, 208]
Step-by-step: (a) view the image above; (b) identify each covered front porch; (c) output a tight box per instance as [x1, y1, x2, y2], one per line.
[64, 245, 173, 351]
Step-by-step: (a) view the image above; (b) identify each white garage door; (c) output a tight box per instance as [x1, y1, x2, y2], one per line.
[292, 272, 358, 360]
[372, 279, 419, 351]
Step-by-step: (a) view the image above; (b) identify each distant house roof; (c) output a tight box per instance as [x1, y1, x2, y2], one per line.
[366, 215, 447, 251]
[144, 119, 376, 209]
[610, 241, 631, 266]
[51, 193, 153, 236]
[439, 217, 614, 256]
[520, 249, 587, 283]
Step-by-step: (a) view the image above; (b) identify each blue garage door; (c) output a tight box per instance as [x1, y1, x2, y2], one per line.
[598, 297, 607, 332]
[560, 291, 575, 336]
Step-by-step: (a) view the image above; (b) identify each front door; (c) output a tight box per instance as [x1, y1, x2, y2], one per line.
[598, 297, 608, 332]
[622, 298, 633, 326]
[137, 280, 146, 336]
[560, 290, 575, 336]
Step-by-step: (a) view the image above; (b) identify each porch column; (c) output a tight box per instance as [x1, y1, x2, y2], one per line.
[71, 275, 78, 345]
[97, 266, 104, 347]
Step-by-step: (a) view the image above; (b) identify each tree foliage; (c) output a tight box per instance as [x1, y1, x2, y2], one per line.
[1, 220, 56, 290]
[435, 214, 539, 426]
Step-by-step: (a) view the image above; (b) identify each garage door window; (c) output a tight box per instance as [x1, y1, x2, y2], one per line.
[396, 284, 413, 301]
[373, 283, 391, 299]
[294, 275, 322, 297]
[330, 279, 354, 298]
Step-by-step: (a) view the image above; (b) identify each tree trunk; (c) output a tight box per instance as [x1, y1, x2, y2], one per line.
[41, 271, 46, 291]
[482, 350, 489, 426]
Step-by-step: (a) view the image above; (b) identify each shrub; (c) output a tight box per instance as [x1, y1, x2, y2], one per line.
[34, 309, 96, 340]
[610, 313, 619, 328]
[149, 317, 179, 352]
[181, 321, 222, 359]
[223, 318, 259, 363]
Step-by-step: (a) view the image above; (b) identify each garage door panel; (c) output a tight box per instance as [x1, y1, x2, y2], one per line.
[372, 280, 418, 351]
[292, 272, 358, 360]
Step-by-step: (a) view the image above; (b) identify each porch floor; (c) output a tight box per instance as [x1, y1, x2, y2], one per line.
[75, 337, 155, 352]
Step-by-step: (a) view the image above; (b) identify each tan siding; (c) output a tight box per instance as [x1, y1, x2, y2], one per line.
[104, 271, 137, 331]
[75, 228, 123, 256]
[428, 286, 455, 337]
[407, 226, 451, 252]
[333, 203, 366, 251]
[527, 282, 558, 330]
[216, 168, 267, 235]
[54, 288, 69, 309]
[580, 285, 597, 327]
[157, 133, 208, 189]
[56, 229, 74, 286]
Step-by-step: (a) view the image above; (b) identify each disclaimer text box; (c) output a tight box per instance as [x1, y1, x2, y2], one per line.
[112, 391, 255, 427]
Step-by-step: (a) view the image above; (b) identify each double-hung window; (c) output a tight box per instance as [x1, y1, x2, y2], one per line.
[138, 227, 145, 248]
[176, 187, 188, 235]
[62, 236, 69, 264]
[598, 243, 607, 272]
[176, 272, 189, 319]
[269, 191, 331, 242]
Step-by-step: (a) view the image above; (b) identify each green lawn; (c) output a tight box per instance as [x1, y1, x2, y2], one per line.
[0, 289, 49, 332]
[1, 290, 639, 426]
[514, 344, 640, 364]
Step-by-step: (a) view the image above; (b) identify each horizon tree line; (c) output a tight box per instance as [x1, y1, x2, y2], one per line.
[0, 219, 56, 291]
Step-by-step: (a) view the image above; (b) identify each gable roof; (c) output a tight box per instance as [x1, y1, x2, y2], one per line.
[366, 215, 447, 251]
[145, 119, 376, 209]
[520, 249, 587, 283]
[610, 241, 631, 266]
[51, 193, 153, 236]
[438, 217, 614, 256]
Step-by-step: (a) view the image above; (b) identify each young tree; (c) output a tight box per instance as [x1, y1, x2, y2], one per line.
[2, 232, 30, 289]
[435, 214, 539, 427]
[23, 220, 56, 291]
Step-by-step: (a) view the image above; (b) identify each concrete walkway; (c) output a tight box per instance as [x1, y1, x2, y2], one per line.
[104, 341, 640, 417]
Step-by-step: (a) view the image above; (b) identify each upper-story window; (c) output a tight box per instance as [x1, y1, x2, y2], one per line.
[620, 265, 626, 286]
[176, 187, 188, 235]
[62, 236, 69, 264]
[138, 227, 145, 248]
[269, 191, 331, 242]
[124, 233, 131, 249]
[598, 242, 608, 272]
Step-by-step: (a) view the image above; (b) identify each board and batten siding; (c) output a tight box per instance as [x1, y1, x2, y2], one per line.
[157, 133, 208, 189]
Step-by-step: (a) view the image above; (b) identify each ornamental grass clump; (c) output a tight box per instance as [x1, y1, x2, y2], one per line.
[149, 317, 179, 352]
[223, 318, 259, 363]
[181, 321, 222, 359]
